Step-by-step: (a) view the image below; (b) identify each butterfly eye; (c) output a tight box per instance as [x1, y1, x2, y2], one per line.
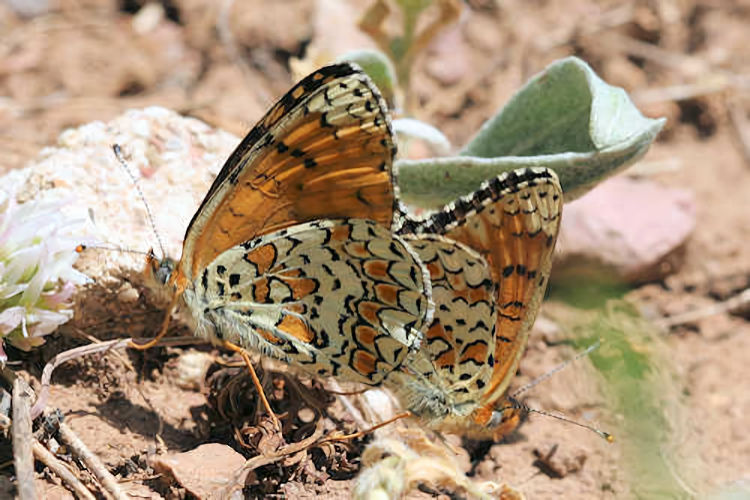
[144, 249, 174, 286]
[489, 408, 514, 426]
[486, 405, 523, 440]
[156, 258, 175, 286]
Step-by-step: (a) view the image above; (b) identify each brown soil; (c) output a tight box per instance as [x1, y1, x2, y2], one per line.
[1, 1, 749, 498]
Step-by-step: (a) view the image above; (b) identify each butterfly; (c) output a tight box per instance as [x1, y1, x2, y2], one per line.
[392, 167, 563, 439]
[142, 63, 433, 399]
[140, 59, 563, 441]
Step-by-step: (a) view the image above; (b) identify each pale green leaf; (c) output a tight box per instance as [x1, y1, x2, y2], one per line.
[397, 57, 666, 207]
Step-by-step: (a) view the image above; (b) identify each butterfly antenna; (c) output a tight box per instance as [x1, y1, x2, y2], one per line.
[75, 243, 153, 257]
[507, 397, 614, 442]
[511, 338, 602, 399]
[112, 144, 167, 259]
[505, 339, 613, 442]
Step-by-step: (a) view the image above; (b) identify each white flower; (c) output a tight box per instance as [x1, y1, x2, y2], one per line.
[0, 182, 89, 361]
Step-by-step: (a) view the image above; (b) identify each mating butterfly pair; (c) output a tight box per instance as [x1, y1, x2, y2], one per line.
[144, 63, 562, 439]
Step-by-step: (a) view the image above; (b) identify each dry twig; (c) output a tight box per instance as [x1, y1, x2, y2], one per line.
[32, 440, 96, 500]
[10, 373, 36, 500]
[603, 32, 709, 75]
[600, 32, 750, 104]
[25, 336, 202, 498]
[0, 379, 97, 499]
[241, 419, 326, 473]
[57, 422, 128, 500]
[632, 79, 733, 104]
[727, 97, 750, 166]
[655, 287, 750, 328]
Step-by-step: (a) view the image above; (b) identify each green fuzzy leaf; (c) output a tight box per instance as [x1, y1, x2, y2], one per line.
[397, 57, 666, 207]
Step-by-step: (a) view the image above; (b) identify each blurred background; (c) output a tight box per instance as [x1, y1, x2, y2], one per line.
[1, 0, 748, 498]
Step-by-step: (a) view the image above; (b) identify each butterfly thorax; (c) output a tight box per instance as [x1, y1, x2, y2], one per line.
[142, 251, 180, 307]
[387, 355, 522, 440]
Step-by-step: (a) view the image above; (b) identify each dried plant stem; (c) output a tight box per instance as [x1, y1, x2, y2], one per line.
[11, 374, 36, 500]
[222, 340, 281, 430]
[73, 328, 135, 373]
[1, 373, 96, 500]
[319, 412, 411, 444]
[31, 336, 202, 419]
[32, 441, 96, 500]
[633, 79, 732, 104]
[656, 287, 750, 328]
[603, 32, 709, 75]
[57, 422, 128, 500]
[358, 0, 461, 111]
[727, 97, 750, 166]
[537, 3, 634, 51]
[242, 420, 326, 472]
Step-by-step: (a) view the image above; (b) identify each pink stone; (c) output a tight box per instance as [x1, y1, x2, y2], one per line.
[151, 443, 247, 499]
[556, 176, 695, 284]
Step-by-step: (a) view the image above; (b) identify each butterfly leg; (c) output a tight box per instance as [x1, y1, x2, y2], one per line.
[129, 292, 179, 350]
[222, 340, 282, 432]
[320, 411, 412, 443]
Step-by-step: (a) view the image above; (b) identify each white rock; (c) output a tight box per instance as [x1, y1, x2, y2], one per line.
[5, 107, 238, 340]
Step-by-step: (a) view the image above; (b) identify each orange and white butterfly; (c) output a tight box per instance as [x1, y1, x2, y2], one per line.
[143, 63, 433, 387]
[393, 168, 563, 439]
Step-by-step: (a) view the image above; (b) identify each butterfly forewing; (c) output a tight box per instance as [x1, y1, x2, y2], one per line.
[181, 63, 396, 282]
[398, 167, 563, 407]
[183, 218, 432, 385]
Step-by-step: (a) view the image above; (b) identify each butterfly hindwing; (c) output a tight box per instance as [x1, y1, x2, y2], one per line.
[392, 235, 496, 417]
[183, 218, 432, 385]
[398, 167, 562, 408]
